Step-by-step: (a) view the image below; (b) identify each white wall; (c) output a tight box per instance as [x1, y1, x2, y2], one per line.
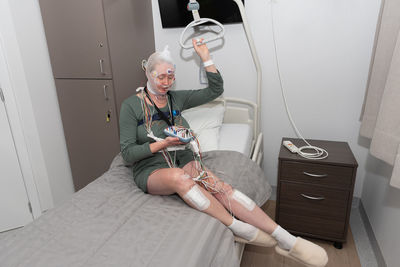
[0, 0, 75, 210]
[151, 0, 381, 197]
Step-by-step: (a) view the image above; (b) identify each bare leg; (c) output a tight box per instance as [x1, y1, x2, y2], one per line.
[215, 181, 279, 234]
[182, 161, 278, 234]
[147, 167, 233, 226]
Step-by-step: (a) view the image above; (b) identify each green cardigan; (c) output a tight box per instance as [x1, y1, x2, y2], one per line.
[119, 71, 224, 191]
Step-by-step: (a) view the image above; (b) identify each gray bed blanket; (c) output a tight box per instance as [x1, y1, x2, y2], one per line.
[0, 151, 271, 267]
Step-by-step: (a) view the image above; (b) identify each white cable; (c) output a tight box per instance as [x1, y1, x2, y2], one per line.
[270, 4, 328, 160]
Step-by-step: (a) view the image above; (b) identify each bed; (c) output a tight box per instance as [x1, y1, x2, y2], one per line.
[183, 97, 264, 164]
[0, 98, 271, 267]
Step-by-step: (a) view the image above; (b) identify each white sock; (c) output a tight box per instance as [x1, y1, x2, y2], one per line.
[271, 225, 297, 251]
[228, 218, 258, 241]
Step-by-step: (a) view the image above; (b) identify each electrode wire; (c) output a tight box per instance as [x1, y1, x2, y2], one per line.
[270, 4, 328, 160]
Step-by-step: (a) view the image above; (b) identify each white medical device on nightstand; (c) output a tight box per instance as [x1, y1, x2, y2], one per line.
[282, 140, 299, 153]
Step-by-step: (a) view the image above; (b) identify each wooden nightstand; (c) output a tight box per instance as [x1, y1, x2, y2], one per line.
[276, 138, 358, 249]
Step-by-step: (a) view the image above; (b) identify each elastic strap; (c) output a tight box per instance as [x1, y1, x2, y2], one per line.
[137, 110, 180, 126]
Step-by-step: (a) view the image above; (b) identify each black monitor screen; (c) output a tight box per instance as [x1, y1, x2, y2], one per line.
[158, 0, 244, 28]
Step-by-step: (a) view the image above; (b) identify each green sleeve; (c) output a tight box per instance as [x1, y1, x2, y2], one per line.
[119, 102, 153, 163]
[177, 71, 224, 110]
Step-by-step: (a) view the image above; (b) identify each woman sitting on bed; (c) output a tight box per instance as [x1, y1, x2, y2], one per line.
[119, 39, 328, 267]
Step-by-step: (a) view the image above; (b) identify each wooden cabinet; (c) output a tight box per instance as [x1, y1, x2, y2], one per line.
[39, 0, 155, 190]
[39, 0, 112, 79]
[276, 138, 358, 248]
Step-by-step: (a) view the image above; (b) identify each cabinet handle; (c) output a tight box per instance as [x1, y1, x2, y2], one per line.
[303, 171, 328, 178]
[300, 193, 325, 200]
[99, 59, 105, 75]
[103, 85, 109, 101]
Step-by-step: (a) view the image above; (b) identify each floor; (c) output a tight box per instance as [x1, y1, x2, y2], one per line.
[240, 201, 379, 267]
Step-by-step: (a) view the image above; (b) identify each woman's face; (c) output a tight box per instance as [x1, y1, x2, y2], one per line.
[150, 63, 175, 95]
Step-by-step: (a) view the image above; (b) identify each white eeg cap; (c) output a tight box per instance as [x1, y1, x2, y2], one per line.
[143, 45, 176, 95]
[159, 45, 174, 63]
[143, 45, 175, 74]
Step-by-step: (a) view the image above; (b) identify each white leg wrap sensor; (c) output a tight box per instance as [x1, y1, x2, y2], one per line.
[228, 218, 258, 241]
[232, 190, 256, 211]
[183, 185, 210, 211]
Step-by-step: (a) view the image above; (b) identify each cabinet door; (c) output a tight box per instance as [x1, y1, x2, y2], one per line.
[55, 79, 120, 191]
[39, 0, 112, 79]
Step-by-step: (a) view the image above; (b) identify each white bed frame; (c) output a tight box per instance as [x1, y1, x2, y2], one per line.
[206, 97, 263, 166]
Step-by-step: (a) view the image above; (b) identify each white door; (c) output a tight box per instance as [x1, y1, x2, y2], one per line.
[0, 92, 33, 232]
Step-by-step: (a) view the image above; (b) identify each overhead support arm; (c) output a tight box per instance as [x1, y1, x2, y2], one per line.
[180, 0, 225, 49]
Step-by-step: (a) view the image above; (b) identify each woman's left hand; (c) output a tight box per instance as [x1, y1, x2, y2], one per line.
[192, 38, 210, 62]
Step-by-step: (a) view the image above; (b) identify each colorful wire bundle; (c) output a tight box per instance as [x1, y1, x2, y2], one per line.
[139, 90, 176, 168]
[139, 92, 234, 216]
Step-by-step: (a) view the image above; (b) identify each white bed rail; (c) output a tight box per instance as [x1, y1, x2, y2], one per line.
[208, 97, 263, 165]
[251, 132, 263, 165]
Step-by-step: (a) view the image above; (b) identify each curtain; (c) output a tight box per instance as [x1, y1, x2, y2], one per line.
[360, 0, 400, 188]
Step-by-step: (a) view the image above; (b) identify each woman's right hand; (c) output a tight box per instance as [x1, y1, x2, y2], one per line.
[192, 38, 210, 62]
[162, 137, 185, 148]
[150, 137, 185, 153]
[192, 38, 217, 73]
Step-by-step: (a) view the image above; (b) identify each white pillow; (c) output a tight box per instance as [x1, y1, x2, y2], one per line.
[182, 103, 225, 152]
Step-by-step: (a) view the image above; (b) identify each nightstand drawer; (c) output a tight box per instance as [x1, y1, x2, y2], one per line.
[278, 182, 349, 221]
[278, 182, 349, 239]
[280, 161, 353, 189]
[278, 212, 346, 240]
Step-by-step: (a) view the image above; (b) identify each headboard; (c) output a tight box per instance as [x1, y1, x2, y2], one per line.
[203, 97, 263, 165]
